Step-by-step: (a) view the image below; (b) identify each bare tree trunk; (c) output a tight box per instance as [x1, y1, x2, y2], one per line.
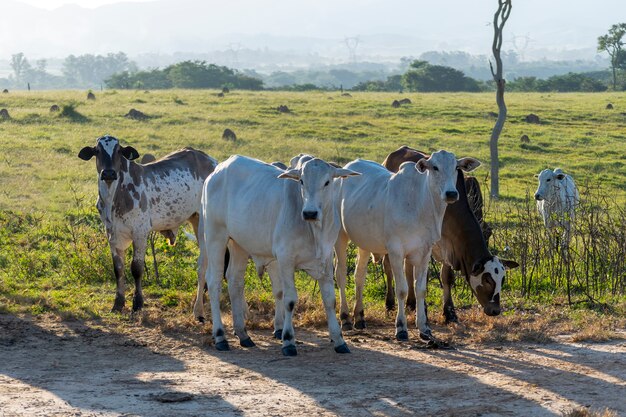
[489, 0, 512, 199]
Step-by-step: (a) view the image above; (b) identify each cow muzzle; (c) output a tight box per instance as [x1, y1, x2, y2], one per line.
[483, 303, 501, 316]
[444, 190, 459, 203]
[302, 210, 319, 221]
[534, 193, 543, 201]
[100, 169, 118, 184]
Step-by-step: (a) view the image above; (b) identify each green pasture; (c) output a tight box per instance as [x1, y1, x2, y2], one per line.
[0, 90, 624, 321]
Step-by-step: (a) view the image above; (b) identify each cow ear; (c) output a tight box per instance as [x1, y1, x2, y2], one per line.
[78, 146, 96, 161]
[278, 168, 301, 181]
[333, 168, 360, 179]
[457, 157, 481, 172]
[501, 259, 520, 269]
[555, 173, 565, 180]
[121, 146, 140, 160]
[471, 260, 484, 276]
[416, 159, 430, 173]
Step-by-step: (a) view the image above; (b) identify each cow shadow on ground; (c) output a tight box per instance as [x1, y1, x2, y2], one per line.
[202, 325, 625, 417]
[0, 313, 243, 417]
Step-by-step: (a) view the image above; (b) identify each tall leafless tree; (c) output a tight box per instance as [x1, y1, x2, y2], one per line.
[489, 0, 511, 199]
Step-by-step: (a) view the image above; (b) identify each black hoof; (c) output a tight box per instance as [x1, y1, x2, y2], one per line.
[341, 322, 353, 331]
[444, 314, 459, 324]
[273, 329, 283, 340]
[281, 345, 298, 356]
[132, 298, 144, 312]
[215, 340, 230, 351]
[240, 337, 255, 348]
[419, 330, 434, 341]
[197, 316, 205, 324]
[354, 320, 367, 330]
[385, 299, 395, 311]
[111, 296, 125, 313]
[334, 343, 351, 354]
[396, 330, 409, 341]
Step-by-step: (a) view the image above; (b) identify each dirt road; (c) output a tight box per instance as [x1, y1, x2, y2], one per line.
[0, 313, 624, 416]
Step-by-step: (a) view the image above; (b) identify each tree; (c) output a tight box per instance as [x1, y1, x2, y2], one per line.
[63, 52, 136, 87]
[10, 53, 31, 84]
[401, 60, 481, 92]
[488, 0, 512, 199]
[597, 23, 626, 90]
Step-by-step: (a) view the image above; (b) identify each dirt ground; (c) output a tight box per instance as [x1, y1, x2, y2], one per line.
[0, 313, 624, 417]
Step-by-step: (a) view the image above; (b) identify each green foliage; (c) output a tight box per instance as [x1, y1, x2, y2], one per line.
[509, 73, 607, 92]
[402, 60, 482, 92]
[597, 23, 626, 89]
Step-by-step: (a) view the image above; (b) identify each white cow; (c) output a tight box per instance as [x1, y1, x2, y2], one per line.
[194, 155, 359, 356]
[335, 151, 480, 341]
[534, 168, 579, 239]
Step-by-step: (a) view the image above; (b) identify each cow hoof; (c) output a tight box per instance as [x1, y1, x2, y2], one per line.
[240, 337, 255, 348]
[281, 345, 298, 356]
[334, 343, 351, 354]
[132, 298, 144, 312]
[273, 329, 283, 340]
[444, 314, 459, 324]
[341, 322, 353, 331]
[111, 297, 125, 313]
[419, 330, 434, 341]
[354, 320, 367, 330]
[215, 340, 230, 351]
[396, 330, 409, 341]
[385, 301, 395, 311]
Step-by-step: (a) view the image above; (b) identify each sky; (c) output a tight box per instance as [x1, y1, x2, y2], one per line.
[2, 0, 624, 63]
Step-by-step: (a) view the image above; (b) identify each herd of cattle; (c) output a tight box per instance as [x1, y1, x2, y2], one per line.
[78, 135, 580, 356]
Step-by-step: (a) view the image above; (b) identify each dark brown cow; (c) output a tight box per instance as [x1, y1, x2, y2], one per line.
[78, 135, 218, 312]
[382, 146, 518, 323]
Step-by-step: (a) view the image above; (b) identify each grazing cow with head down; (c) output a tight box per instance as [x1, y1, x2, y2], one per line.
[381, 146, 518, 324]
[195, 155, 359, 356]
[78, 135, 217, 312]
[535, 168, 579, 231]
[335, 150, 480, 341]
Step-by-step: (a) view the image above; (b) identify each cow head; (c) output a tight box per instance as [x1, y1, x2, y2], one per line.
[534, 168, 566, 201]
[469, 256, 519, 316]
[416, 150, 480, 204]
[278, 158, 359, 223]
[78, 135, 139, 190]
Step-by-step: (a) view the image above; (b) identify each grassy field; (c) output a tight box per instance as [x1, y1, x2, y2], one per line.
[0, 89, 624, 341]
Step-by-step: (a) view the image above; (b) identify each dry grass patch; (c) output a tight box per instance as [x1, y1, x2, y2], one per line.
[563, 407, 620, 417]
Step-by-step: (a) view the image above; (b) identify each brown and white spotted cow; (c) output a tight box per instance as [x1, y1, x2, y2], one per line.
[78, 135, 218, 312]
[381, 146, 518, 324]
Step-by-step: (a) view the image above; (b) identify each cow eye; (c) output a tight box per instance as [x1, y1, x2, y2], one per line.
[299, 179, 303, 185]
[433, 166, 439, 171]
[546, 179, 551, 182]
[324, 180, 330, 187]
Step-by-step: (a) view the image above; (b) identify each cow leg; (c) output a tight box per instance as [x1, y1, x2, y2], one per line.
[317, 262, 349, 354]
[205, 230, 229, 351]
[382, 255, 395, 311]
[353, 248, 370, 329]
[408, 249, 434, 340]
[130, 238, 148, 312]
[405, 258, 416, 311]
[277, 261, 298, 356]
[334, 230, 353, 331]
[111, 247, 126, 312]
[225, 241, 254, 347]
[193, 213, 208, 322]
[387, 250, 409, 341]
[265, 261, 284, 339]
[441, 264, 458, 324]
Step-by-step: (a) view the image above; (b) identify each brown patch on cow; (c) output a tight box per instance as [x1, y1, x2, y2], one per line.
[139, 192, 148, 212]
[0, 109, 10, 120]
[114, 185, 135, 217]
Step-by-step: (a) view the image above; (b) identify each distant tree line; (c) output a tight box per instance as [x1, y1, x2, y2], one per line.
[105, 61, 263, 90]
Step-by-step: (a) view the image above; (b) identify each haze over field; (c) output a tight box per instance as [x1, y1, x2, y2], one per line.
[2, 0, 623, 64]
